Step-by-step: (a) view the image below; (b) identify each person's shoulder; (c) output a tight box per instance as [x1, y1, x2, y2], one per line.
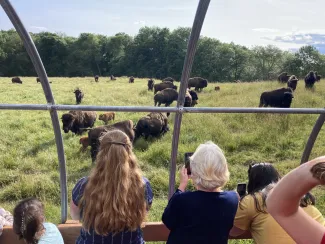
[142, 176, 150, 184]
[43, 222, 59, 230]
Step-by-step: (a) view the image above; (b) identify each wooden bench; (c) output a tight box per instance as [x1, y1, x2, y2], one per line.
[0, 221, 249, 243]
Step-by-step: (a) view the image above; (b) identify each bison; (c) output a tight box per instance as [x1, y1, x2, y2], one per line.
[74, 88, 84, 104]
[148, 79, 155, 91]
[215, 86, 220, 91]
[189, 90, 198, 106]
[79, 136, 89, 151]
[61, 111, 97, 135]
[88, 120, 135, 161]
[94, 75, 99, 82]
[305, 71, 317, 89]
[154, 88, 178, 107]
[12, 77, 22, 84]
[315, 72, 321, 82]
[188, 77, 208, 92]
[278, 72, 291, 83]
[163, 77, 174, 83]
[129, 76, 134, 83]
[134, 112, 169, 140]
[36, 77, 40, 83]
[98, 112, 115, 124]
[287, 75, 298, 91]
[259, 88, 294, 108]
[154, 81, 177, 94]
[184, 89, 199, 107]
[110, 75, 116, 80]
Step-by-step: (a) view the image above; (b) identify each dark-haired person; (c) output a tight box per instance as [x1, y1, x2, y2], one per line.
[13, 198, 64, 244]
[230, 162, 324, 244]
[267, 156, 325, 244]
[70, 130, 153, 244]
[162, 141, 238, 244]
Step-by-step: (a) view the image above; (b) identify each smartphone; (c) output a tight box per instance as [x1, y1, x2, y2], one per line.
[237, 183, 247, 198]
[184, 152, 194, 175]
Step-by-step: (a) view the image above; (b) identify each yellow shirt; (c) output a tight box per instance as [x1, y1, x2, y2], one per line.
[234, 194, 325, 244]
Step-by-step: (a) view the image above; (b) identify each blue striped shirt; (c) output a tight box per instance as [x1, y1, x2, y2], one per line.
[72, 176, 153, 244]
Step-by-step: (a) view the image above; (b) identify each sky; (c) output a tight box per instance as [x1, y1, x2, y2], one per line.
[1, 0, 325, 52]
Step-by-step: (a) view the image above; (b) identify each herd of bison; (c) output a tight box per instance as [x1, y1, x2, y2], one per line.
[8, 70, 321, 161]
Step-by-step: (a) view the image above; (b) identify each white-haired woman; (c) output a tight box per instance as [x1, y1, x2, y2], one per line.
[162, 141, 238, 244]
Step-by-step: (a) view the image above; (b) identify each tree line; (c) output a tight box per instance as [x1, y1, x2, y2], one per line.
[1, 27, 325, 82]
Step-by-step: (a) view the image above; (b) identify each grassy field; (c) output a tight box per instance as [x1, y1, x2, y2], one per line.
[1, 76, 325, 243]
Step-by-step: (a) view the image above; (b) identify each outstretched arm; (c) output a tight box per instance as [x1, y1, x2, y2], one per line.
[266, 156, 325, 244]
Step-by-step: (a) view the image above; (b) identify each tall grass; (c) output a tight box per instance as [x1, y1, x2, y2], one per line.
[1, 77, 325, 244]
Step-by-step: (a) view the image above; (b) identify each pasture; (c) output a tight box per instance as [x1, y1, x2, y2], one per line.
[1, 77, 325, 243]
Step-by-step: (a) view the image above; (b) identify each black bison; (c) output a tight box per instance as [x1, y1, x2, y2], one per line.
[278, 72, 291, 83]
[189, 90, 198, 106]
[154, 88, 178, 107]
[134, 112, 169, 140]
[259, 88, 294, 108]
[148, 79, 155, 91]
[315, 72, 321, 82]
[163, 77, 174, 83]
[98, 112, 115, 124]
[188, 77, 208, 92]
[36, 77, 40, 83]
[154, 81, 177, 94]
[110, 75, 116, 80]
[94, 75, 99, 82]
[88, 120, 135, 161]
[12, 77, 22, 84]
[129, 76, 134, 83]
[74, 88, 84, 104]
[305, 71, 317, 89]
[287, 75, 299, 91]
[184, 89, 199, 107]
[61, 111, 97, 135]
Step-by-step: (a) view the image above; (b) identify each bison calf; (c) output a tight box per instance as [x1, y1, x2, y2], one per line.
[61, 111, 97, 135]
[99, 112, 115, 124]
[215, 86, 220, 91]
[79, 136, 89, 151]
[74, 88, 84, 104]
[259, 88, 294, 108]
[12, 77, 22, 84]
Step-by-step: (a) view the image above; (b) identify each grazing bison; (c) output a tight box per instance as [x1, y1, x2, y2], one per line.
[188, 77, 208, 92]
[148, 79, 155, 91]
[110, 75, 116, 80]
[184, 89, 193, 107]
[88, 120, 135, 161]
[315, 72, 321, 82]
[134, 112, 169, 140]
[129, 76, 134, 83]
[79, 136, 89, 151]
[163, 77, 174, 83]
[278, 72, 291, 83]
[305, 71, 317, 89]
[259, 88, 294, 108]
[94, 75, 99, 82]
[61, 111, 97, 135]
[74, 88, 84, 104]
[12, 77, 22, 84]
[98, 112, 115, 124]
[154, 81, 177, 94]
[189, 90, 198, 106]
[154, 88, 178, 107]
[287, 75, 298, 91]
[215, 86, 220, 91]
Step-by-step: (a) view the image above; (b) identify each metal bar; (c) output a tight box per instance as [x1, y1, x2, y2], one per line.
[300, 114, 325, 164]
[1, 0, 68, 223]
[1, 104, 325, 114]
[168, 0, 211, 199]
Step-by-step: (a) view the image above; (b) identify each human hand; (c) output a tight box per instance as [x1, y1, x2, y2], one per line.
[178, 166, 189, 192]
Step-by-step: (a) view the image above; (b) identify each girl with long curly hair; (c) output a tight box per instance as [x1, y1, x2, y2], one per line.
[70, 130, 153, 244]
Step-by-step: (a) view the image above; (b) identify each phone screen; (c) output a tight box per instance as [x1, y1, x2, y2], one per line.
[237, 183, 247, 197]
[184, 152, 193, 175]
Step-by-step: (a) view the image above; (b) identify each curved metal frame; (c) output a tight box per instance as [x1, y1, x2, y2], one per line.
[1, 0, 324, 222]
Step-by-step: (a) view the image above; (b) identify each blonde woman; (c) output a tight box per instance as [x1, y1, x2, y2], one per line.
[162, 141, 238, 244]
[70, 130, 153, 244]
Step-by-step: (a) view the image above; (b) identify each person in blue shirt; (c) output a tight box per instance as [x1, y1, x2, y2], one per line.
[12, 197, 64, 244]
[70, 130, 153, 244]
[162, 141, 238, 244]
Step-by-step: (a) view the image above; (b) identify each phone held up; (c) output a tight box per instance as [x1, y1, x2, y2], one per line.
[184, 152, 193, 175]
[236, 183, 247, 198]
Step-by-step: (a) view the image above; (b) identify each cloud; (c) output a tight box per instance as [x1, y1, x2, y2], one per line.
[252, 28, 279, 33]
[133, 20, 146, 25]
[29, 26, 48, 31]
